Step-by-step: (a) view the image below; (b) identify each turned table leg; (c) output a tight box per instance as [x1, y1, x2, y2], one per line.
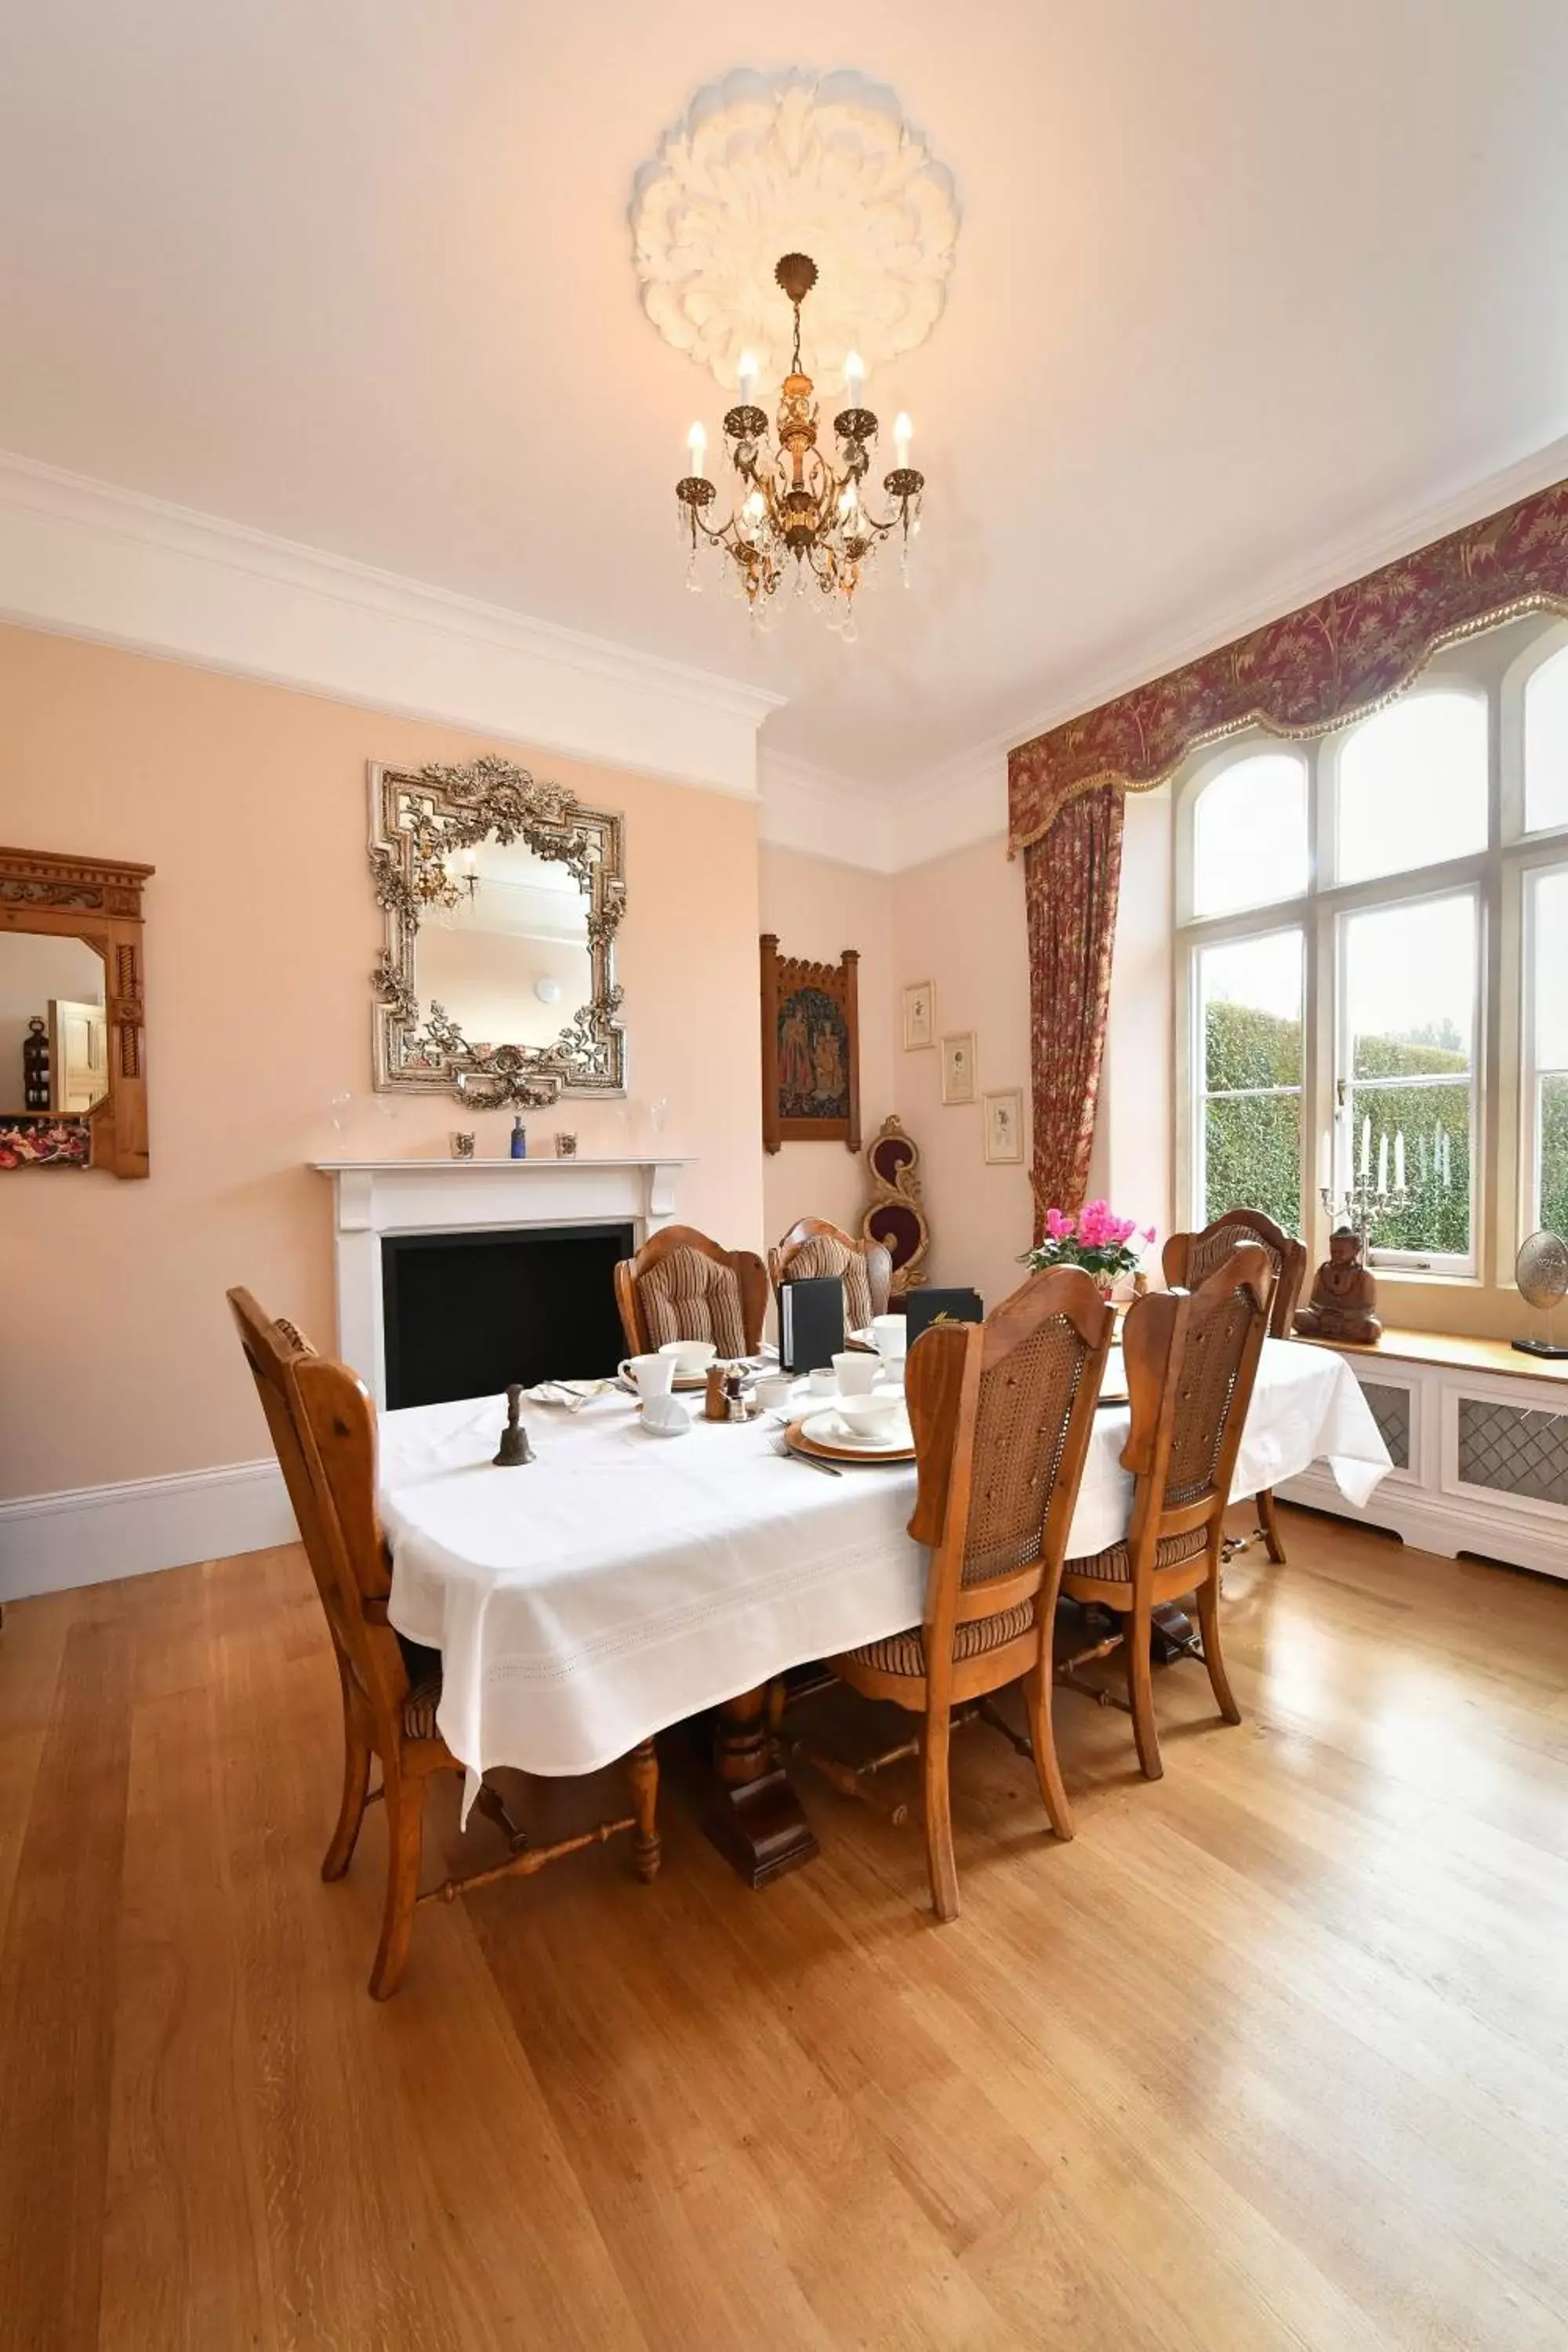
[704, 1684, 820, 1887]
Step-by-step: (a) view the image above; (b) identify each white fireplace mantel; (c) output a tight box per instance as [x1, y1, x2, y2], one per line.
[314, 1156, 693, 1405]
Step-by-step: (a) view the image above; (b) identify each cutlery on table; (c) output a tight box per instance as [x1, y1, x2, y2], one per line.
[773, 1434, 843, 1477]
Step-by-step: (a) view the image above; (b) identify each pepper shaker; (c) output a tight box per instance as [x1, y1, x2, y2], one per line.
[704, 1363, 728, 1422]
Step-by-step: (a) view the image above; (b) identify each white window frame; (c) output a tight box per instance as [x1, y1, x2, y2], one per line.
[1190, 921, 1305, 1236]
[1331, 881, 1482, 1279]
[1176, 617, 1568, 1295]
[1522, 858, 1568, 1236]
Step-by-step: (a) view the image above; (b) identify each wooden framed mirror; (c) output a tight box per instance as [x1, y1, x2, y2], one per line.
[0, 845, 153, 1178]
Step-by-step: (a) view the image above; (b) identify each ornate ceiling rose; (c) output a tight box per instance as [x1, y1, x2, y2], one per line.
[631, 68, 960, 391]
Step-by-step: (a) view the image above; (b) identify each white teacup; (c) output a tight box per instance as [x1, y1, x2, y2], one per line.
[832, 1350, 879, 1396]
[658, 1338, 717, 1378]
[870, 1314, 908, 1359]
[836, 1392, 902, 1442]
[622, 1353, 676, 1400]
[754, 1372, 796, 1412]
[806, 1367, 837, 1398]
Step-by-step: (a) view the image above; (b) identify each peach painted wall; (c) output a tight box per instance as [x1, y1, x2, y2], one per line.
[891, 836, 1036, 1316]
[757, 844, 895, 1260]
[0, 622, 761, 1501]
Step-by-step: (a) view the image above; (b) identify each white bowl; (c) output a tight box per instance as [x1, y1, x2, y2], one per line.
[659, 1338, 717, 1376]
[836, 1392, 904, 1441]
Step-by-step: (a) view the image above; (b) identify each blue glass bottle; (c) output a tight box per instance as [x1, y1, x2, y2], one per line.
[510, 1116, 528, 1160]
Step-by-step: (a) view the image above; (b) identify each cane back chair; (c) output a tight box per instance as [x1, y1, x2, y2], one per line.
[1162, 1208, 1307, 1563]
[768, 1216, 894, 1336]
[826, 1269, 1115, 1922]
[1059, 1246, 1272, 1781]
[227, 1288, 659, 1998]
[613, 1225, 768, 1360]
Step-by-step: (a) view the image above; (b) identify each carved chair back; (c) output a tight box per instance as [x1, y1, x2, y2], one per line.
[614, 1224, 768, 1358]
[768, 1216, 892, 1331]
[227, 1287, 413, 1743]
[905, 1269, 1116, 1700]
[1163, 1208, 1306, 1339]
[1120, 1247, 1273, 1566]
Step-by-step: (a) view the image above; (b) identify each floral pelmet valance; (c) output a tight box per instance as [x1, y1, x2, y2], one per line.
[1007, 476, 1568, 854]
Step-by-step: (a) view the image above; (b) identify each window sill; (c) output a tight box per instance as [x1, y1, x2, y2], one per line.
[1368, 1266, 1481, 1288]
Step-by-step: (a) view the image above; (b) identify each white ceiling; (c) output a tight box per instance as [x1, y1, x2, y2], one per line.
[2, 0, 1567, 791]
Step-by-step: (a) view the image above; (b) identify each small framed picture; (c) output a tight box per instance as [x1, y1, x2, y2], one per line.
[940, 1031, 976, 1105]
[902, 980, 935, 1051]
[982, 1088, 1024, 1163]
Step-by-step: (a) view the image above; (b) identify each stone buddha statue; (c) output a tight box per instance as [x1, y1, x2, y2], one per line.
[1293, 1226, 1381, 1345]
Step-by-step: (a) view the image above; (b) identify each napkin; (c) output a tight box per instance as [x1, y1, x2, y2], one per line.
[525, 1378, 610, 1412]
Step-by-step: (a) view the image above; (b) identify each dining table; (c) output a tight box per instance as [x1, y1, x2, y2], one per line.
[379, 1338, 1392, 1886]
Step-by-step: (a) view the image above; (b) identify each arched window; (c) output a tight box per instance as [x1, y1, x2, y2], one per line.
[1190, 751, 1308, 917]
[1334, 690, 1489, 884]
[1523, 641, 1568, 837]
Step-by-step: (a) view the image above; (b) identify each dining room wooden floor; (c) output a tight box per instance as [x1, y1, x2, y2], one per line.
[2, 1506, 1566, 2352]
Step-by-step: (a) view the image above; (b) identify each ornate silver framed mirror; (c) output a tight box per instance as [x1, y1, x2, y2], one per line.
[368, 756, 626, 1107]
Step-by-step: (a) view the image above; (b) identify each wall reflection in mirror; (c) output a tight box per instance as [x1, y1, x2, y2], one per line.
[0, 931, 107, 1115]
[418, 836, 594, 1055]
[369, 756, 625, 1109]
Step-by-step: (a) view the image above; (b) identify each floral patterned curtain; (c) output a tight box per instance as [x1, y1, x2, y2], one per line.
[1023, 785, 1123, 1229]
[1007, 476, 1568, 855]
[1008, 470, 1568, 1233]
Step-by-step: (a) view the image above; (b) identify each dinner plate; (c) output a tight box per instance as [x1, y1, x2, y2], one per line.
[794, 1407, 916, 1464]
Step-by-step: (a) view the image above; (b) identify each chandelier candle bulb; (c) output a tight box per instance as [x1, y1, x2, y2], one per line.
[687, 421, 708, 478]
[737, 351, 758, 403]
[894, 412, 913, 468]
[844, 349, 866, 405]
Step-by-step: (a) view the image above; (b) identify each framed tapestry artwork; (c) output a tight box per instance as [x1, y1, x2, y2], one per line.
[902, 980, 935, 1050]
[940, 1030, 976, 1105]
[983, 1088, 1024, 1163]
[760, 934, 862, 1153]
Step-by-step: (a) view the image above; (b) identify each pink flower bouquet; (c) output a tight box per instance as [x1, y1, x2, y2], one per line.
[1022, 1200, 1156, 1292]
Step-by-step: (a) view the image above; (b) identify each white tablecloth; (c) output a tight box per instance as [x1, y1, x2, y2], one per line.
[381, 1338, 1388, 1784]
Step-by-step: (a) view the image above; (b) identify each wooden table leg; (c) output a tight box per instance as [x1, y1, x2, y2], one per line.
[704, 1685, 820, 1887]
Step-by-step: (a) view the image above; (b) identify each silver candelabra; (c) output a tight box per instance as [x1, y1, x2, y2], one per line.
[1320, 1168, 1410, 1255]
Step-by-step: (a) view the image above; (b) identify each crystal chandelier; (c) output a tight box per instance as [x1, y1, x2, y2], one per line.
[674, 254, 925, 632]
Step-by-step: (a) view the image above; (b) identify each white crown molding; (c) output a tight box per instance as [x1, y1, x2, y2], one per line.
[985, 430, 1568, 771]
[0, 1457, 293, 1602]
[758, 742, 1007, 874]
[756, 747, 906, 873]
[0, 450, 782, 799]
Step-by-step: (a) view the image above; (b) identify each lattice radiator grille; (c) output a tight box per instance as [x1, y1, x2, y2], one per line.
[1359, 1381, 1411, 1472]
[1456, 1399, 1568, 1508]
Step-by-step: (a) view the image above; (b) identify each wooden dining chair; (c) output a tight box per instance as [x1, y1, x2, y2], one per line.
[768, 1216, 893, 1334]
[227, 1288, 659, 1998]
[1059, 1245, 1272, 1782]
[822, 1269, 1115, 1922]
[1162, 1208, 1307, 1563]
[614, 1224, 768, 1359]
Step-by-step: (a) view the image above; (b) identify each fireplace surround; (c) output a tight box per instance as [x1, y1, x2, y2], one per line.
[314, 1156, 691, 1406]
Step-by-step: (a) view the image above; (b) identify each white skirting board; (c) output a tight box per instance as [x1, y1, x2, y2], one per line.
[1277, 1464, 1568, 1583]
[0, 1458, 296, 1602]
